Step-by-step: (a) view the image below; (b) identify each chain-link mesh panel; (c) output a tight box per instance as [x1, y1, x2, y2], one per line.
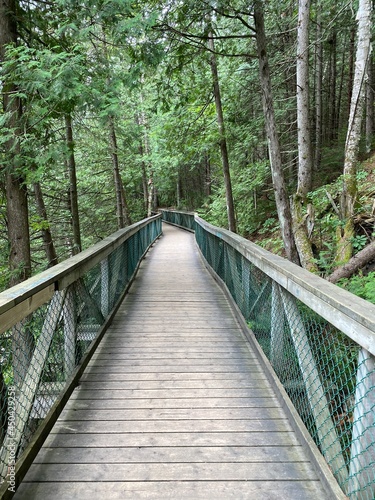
[161, 210, 196, 231]
[194, 219, 375, 500]
[0, 216, 161, 488]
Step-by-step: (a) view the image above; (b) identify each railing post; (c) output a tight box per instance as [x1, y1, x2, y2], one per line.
[63, 286, 76, 378]
[280, 288, 348, 486]
[241, 256, 251, 319]
[270, 283, 285, 374]
[347, 349, 375, 499]
[101, 257, 110, 317]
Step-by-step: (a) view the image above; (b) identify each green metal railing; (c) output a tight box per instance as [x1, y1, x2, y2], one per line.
[160, 209, 196, 232]
[0, 215, 162, 496]
[162, 210, 375, 500]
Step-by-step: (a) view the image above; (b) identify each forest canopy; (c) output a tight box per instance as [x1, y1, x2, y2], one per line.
[0, 0, 374, 295]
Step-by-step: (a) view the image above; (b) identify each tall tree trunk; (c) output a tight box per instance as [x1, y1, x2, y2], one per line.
[108, 115, 131, 228]
[1, 0, 33, 391]
[366, 54, 374, 154]
[314, 2, 323, 172]
[292, 0, 318, 272]
[328, 31, 337, 142]
[208, 33, 237, 233]
[120, 183, 131, 225]
[137, 106, 152, 218]
[65, 114, 82, 255]
[139, 140, 149, 215]
[34, 182, 58, 267]
[336, 0, 372, 265]
[253, 1, 300, 265]
[336, 38, 347, 136]
[347, 27, 356, 119]
[1, 0, 31, 285]
[205, 154, 212, 197]
[147, 173, 154, 217]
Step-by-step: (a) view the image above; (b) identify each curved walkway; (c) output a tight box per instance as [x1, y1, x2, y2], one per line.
[14, 223, 329, 499]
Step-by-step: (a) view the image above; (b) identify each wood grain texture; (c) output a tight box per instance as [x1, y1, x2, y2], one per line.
[14, 223, 329, 499]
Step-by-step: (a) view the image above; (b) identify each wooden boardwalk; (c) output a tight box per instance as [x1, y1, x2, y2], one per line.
[14, 223, 329, 499]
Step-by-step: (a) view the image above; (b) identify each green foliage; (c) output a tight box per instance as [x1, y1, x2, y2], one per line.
[338, 272, 375, 305]
[350, 234, 367, 252]
[312, 242, 336, 277]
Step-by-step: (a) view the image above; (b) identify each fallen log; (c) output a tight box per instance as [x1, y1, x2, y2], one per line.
[328, 241, 375, 283]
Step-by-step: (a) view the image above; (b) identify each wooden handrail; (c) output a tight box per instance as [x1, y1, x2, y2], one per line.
[0, 214, 161, 335]
[195, 215, 375, 356]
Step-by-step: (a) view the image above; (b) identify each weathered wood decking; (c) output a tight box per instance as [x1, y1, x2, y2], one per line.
[14, 224, 329, 499]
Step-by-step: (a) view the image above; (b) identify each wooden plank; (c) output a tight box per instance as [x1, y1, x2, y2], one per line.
[73, 379, 272, 390]
[33, 445, 308, 464]
[69, 388, 271, 399]
[92, 346, 254, 354]
[78, 372, 265, 381]
[22, 461, 318, 482]
[81, 366, 264, 375]
[42, 431, 300, 448]
[63, 397, 280, 410]
[13, 480, 328, 500]
[57, 407, 285, 421]
[50, 419, 292, 434]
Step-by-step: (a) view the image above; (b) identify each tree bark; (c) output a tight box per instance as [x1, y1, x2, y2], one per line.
[208, 33, 237, 233]
[1, 0, 34, 391]
[366, 54, 374, 154]
[293, 0, 318, 273]
[253, 1, 300, 265]
[328, 31, 337, 142]
[65, 114, 82, 255]
[328, 241, 375, 283]
[347, 27, 356, 119]
[147, 173, 154, 217]
[314, 2, 323, 172]
[1, 0, 32, 285]
[336, 0, 372, 264]
[34, 181, 58, 267]
[109, 115, 129, 228]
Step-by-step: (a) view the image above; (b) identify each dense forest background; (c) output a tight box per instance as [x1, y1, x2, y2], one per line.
[1, 0, 374, 301]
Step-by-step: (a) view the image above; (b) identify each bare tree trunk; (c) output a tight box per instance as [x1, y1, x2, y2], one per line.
[65, 114, 82, 255]
[336, 0, 372, 264]
[109, 115, 127, 228]
[314, 2, 323, 172]
[34, 182, 58, 267]
[293, 0, 318, 273]
[120, 183, 131, 225]
[366, 54, 374, 154]
[1, 0, 32, 285]
[208, 33, 237, 233]
[297, 0, 313, 194]
[1, 0, 34, 391]
[140, 153, 149, 214]
[253, 1, 300, 265]
[147, 173, 154, 217]
[205, 154, 212, 197]
[328, 31, 337, 142]
[347, 27, 356, 119]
